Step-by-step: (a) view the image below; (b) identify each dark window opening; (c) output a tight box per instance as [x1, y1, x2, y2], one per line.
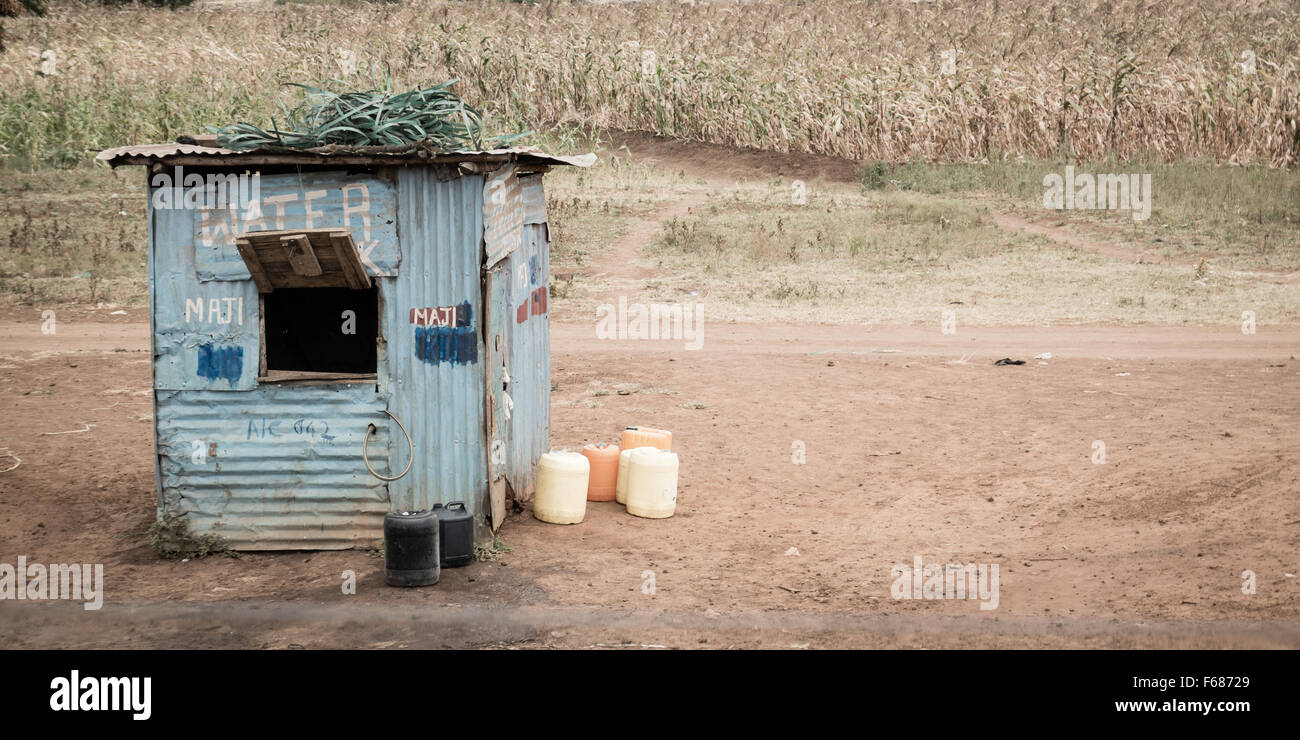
[262, 287, 378, 379]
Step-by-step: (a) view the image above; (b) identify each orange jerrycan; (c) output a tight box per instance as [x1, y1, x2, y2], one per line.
[581, 443, 620, 501]
[620, 426, 672, 451]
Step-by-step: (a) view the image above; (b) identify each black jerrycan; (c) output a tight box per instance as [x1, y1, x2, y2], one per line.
[432, 502, 474, 568]
[383, 511, 440, 586]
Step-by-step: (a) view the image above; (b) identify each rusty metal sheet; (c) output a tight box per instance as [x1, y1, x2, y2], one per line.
[97, 143, 596, 169]
[482, 165, 524, 268]
[141, 156, 560, 550]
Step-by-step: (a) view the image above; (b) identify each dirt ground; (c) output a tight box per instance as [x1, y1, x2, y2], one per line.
[1, 136, 1298, 649]
[1, 309, 1298, 648]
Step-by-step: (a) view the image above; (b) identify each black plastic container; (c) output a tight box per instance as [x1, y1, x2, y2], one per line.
[432, 502, 474, 567]
[383, 511, 440, 586]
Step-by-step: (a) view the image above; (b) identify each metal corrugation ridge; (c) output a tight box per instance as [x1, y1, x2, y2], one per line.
[96, 143, 595, 169]
[385, 169, 488, 517]
[96, 143, 236, 161]
[155, 386, 391, 550]
[504, 221, 552, 499]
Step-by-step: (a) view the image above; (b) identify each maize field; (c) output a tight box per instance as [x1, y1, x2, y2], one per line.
[0, 0, 1297, 167]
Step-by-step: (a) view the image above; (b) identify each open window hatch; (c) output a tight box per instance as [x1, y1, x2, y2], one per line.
[234, 229, 379, 384]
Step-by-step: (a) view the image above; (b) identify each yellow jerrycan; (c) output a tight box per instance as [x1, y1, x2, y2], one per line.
[534, 451, 590, 524]
[616, 446, 659, 505]
[625, 447, 679, 519]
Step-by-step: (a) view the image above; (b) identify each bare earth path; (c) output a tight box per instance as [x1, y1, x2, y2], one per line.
[590, 188, 710, 284]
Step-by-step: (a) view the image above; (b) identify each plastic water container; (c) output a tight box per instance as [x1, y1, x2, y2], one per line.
[581, 443, 620, 501]
[432, 502, 474, 568]
[620, 426, 672, 451]
[533, 451, 590, 524]
[625, 448, 679, 519]
[383, 511, 440, 586]
[616, 446, 659, 505]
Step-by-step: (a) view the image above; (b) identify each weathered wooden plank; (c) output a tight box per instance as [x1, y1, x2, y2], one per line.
[279, 233, 323, 277]
[330, 231, 372, 290]
[483, 165, 524, 268]
[257, 370, 378, 384]
[258, 294, 267, 377]
[234, 237, 275, 293]
[234, 228, 370, 290]
[485, 264, 508, 532]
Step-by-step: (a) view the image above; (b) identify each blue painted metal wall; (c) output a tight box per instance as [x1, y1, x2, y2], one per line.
[150, 171, 400, 549]
[385, 168, 488, 519]
[155, 386, 391, 549]
[152, 196, 260, 391]
[499, 174, 552, 499]
[148, 163, 542, 548]
[193, 171, 401, 281]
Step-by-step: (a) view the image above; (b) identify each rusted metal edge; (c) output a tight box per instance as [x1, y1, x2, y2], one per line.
[96, 144, 596, 169]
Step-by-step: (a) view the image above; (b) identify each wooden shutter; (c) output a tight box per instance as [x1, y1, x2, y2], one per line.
[233, 228, 372, 292]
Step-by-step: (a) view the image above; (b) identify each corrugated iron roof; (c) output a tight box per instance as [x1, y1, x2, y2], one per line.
[95, 141, 596, 169]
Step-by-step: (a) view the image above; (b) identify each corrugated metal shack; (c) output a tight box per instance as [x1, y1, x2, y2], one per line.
[97, 141, 594, 550]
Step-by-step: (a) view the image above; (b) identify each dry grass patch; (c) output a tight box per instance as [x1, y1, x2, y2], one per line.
[3, 0, 1297, 167]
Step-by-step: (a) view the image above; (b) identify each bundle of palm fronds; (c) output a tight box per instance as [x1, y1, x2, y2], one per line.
[210, 79, 526, 152]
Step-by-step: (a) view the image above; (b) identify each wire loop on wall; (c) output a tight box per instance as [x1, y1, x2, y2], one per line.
[363, 409, 414, 482]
